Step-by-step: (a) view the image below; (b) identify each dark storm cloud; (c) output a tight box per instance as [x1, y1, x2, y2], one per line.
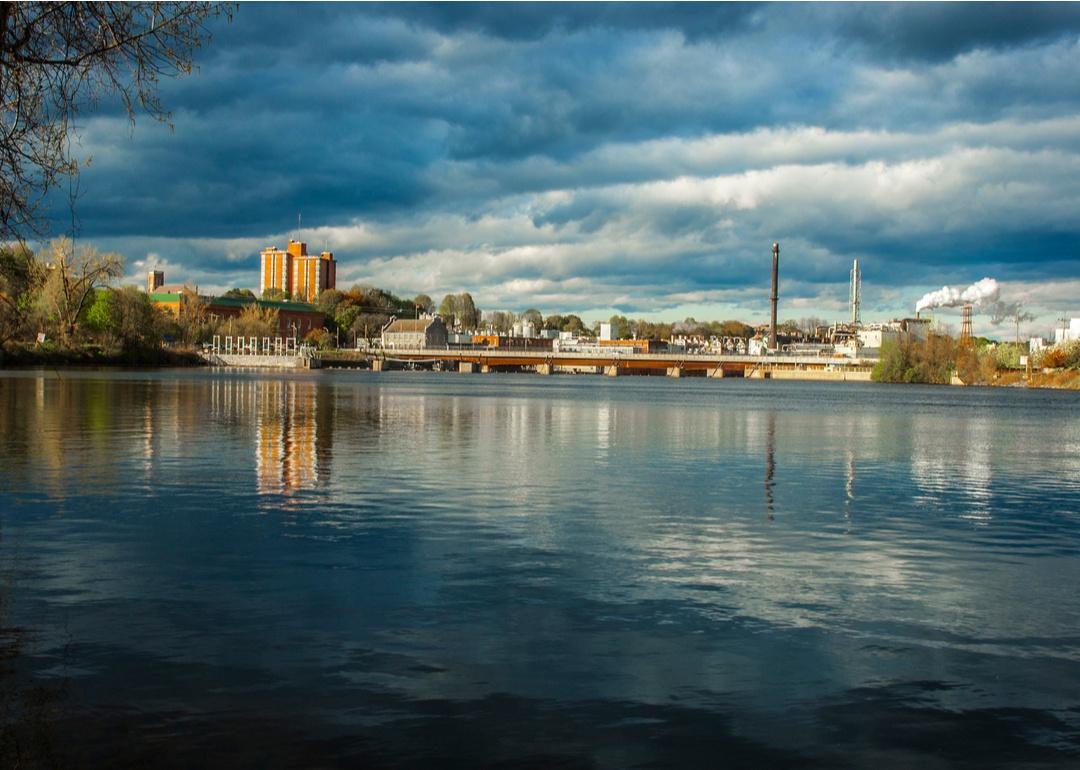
[48, 3, 1080, 326]
[368, 2, 761, 42]
[828, 3, 1080, 63]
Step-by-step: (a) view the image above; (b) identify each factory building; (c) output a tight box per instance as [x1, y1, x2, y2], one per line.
[260, 240, 336, 303]
[853, 318, 931, 357]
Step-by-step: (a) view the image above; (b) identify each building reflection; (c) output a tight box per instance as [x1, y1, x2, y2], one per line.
[206, 377, 333, 496]
[844, 449, 856, 521]
[255, 380, 332, 495]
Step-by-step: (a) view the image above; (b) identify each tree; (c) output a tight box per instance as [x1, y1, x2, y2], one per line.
[106, 286, 163, 350]
[353, 312, 390, 345]
[218, 302, 278, 340]
[83, 285, 163, 350]
[262, 287, 289, 302]
[0, 241, 39, 346]
[562, 314, 586, 334]
[718, 320, 754, 339]
[317, 288, 342, 316]
[334, 304, 360, 335]
[872, 336, 959, 384]
[413, 293, 434, 314]
[223, 288, 254, 299]
[487, 310, 515, 334]
[438, 292, 480, 330]
[608, 314, 630, 339]
[39, 237, 123, 346]
[543, 313, 565, 331]
[520, 308, 542, 327]
[0, 2, 226, 240]
[176, 285, 210, 345]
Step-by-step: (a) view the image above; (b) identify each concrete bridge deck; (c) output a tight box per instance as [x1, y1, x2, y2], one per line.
[321, 348, 875, 380]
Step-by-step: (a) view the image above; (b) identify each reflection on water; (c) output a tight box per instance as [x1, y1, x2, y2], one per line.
[764, 410, 775, 520]
[1, 371, 1079, 767]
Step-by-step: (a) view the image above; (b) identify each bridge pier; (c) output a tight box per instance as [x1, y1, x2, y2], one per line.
[666, 366, 683, 378]
[459, 361, 475, 374]
[706, 367, 725, 378]
[604, 365, 620, 377]
[371, 358, 384, 372]
[480, 364, 491, 374]
[536, 363, 553, 376]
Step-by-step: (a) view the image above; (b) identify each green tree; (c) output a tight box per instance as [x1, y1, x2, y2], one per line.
[107, 286, 163, 350]
[262, 287, 289, 301]
[608, 314, 630, 339]
[334, 304, 360, 335]
[0, 2, 227, 240]
[872, 336, 960, 384]
[543, 313, 565, 331]
[82, 286, 163, 350]
[562, 314, 586, 334]
[223, 288, 255, 299]
[520, 308, 542, 327]
[0, 241, 40, 346]
[438, 292, 480, 330]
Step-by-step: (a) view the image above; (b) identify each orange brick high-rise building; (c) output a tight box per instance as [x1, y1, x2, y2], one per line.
[260, 240, 336, 303]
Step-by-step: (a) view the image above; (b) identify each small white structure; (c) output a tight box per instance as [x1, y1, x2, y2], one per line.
[599, 322, 612, 341]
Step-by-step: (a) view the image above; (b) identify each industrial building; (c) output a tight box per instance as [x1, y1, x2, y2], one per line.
[260, 240, 337, 303]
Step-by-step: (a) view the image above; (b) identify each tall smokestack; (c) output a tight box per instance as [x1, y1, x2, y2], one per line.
[769, 242, 779, 350]
[850, 258, 861, 326]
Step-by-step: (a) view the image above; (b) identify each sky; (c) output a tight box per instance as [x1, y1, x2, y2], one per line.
[52, 2, 1080, 336]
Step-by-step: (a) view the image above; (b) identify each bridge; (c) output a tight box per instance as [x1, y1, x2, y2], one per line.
[319, 348, 875, 381]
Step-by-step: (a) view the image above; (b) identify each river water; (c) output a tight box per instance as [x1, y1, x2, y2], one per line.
[1, 368, 1079, 767]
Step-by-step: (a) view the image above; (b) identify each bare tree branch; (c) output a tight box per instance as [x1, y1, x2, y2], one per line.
[0, 2, 230, 241]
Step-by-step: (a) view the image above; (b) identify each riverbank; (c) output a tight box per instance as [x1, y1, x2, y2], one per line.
[989, 368, 1080, 390]
[0, 344, 205, 368]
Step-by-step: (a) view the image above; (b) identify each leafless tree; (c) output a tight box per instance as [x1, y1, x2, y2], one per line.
[0, 2, 227, 240]
[177, 284, 210, 345]
[40, 236, 122, 345]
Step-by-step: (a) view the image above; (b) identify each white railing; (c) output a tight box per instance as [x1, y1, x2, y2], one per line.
[211, 335, 303, 356]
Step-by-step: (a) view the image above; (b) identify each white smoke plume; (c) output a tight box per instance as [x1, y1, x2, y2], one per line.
[914, 277, 1000, 313]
